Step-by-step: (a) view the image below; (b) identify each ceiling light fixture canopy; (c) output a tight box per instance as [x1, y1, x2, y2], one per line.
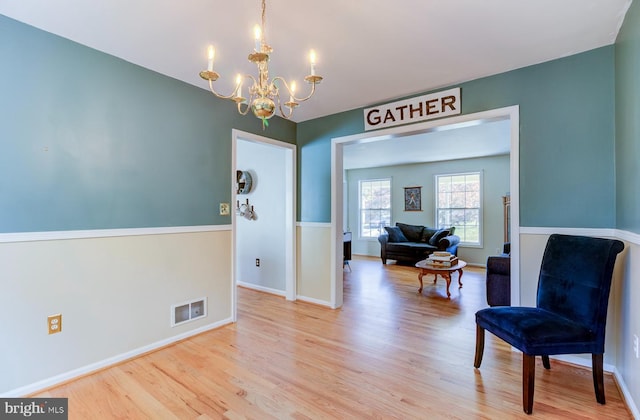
[199, 0, 323, 128]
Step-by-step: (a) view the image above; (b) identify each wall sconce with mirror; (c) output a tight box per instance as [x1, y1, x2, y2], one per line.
[237, 170, 253, 194]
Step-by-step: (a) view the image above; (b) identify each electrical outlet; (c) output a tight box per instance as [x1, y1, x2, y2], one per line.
[219, 202, 230, 216]
[256, 258, 260, 267]
[633, 334, 639, 359]
[48, 314, 62, 335]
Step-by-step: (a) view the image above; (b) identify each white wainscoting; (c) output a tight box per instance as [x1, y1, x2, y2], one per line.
[519, 227, 640, 419]
[0, 226, 233, 396]
[296, 222, 332, 306]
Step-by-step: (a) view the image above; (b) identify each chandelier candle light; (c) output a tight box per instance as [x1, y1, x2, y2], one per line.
[199, 0, 323, 129]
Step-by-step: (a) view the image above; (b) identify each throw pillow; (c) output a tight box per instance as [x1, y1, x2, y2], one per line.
[429, 229, 450, 246]
[421, 228, 438, 243]
[396, 223, 424, 242]
[384, 226, 408, 242]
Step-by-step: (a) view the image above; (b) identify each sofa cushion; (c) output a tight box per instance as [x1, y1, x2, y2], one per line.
[421, 228, 438, 243]
[386, 242, 436, 254]
[396, 223, 424, 242]
[384, 226, 408, 242]
[429, 229, 450, 246]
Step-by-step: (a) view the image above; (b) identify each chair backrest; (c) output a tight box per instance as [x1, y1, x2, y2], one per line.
[536, 234, 624, 347]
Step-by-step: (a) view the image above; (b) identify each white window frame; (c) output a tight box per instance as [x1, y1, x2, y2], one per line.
[435, 171, 483, 247]
[358, 178, 392, 240]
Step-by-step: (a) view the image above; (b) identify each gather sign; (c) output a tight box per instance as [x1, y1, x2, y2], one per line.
[363, 87, 461, 131]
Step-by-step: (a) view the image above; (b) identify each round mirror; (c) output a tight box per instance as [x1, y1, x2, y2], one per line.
[236, 170, 253, 194]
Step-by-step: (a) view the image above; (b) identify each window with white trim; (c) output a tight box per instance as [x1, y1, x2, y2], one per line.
[359, 178, 391, 238]
[436, 172, 482, 246]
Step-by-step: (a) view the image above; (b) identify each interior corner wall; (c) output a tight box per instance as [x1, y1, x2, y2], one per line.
[236, 140, 287, 293]
[346, 155, 510, 265]
[614, 0, 640, 415]
[612, 235, 640, 417]
[615, 0, 640, 234]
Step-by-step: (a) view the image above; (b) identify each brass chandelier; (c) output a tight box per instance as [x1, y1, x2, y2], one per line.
[199, 0, 323, 128]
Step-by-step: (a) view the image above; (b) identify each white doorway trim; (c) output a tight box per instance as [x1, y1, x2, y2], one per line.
[231, 129, 297, 321]
[330, 105, 520, 309]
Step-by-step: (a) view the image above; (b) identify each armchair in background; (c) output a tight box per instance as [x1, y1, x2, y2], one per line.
[486, 242, 511, 306]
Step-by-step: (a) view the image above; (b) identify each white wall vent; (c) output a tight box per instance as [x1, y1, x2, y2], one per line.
[171, 297, 207, 327]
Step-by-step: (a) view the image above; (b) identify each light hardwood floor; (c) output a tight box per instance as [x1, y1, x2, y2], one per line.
[34, 256, 632, 419]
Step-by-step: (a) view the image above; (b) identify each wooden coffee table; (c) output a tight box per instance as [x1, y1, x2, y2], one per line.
[415, 259, 467, 298]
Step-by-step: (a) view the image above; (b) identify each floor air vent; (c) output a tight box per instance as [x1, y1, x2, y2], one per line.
[171, 297, 207, 327]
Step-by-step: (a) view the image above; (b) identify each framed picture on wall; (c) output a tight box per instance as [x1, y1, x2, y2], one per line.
[404, 186, 422, 211]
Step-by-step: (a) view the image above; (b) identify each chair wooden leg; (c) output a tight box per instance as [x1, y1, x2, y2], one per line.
[523, 354, 535, 414]
[592, 353, 605, 404]
[474, 324, 485, 368]
[542, 355, 550, 370]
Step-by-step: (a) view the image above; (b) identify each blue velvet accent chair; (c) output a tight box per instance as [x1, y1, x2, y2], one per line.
[474, 234, 624, 414]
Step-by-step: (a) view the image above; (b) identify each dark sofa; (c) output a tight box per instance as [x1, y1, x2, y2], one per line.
[378, 222, 460, 264]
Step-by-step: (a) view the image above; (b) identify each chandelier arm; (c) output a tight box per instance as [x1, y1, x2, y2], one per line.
[271, 77, 291, 97]
[274, 93, 294, 119]
[272, 76, 318, 103]
[237, 100, 252, 116]
[207, 74, 260, 104]
[277, 101, 294, 120]
[237, 86, 257, 116]
[207, 79, 239, 100]
[296, 80, 319, 102]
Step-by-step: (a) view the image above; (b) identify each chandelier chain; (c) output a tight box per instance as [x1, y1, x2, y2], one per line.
[261, 0, 266, 43]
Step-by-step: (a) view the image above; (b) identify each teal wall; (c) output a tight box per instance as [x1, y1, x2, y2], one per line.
[297, 110, 362, 222]
[298, 47, 616, 228]
[2, 14, 622, 232]
[0, 15, 296, 233]
[615, 0, 640, 233]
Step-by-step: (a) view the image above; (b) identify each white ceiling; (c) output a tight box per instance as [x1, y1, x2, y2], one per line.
[0, 0, 632, 124]
[0, 1, 631, 169]
[343, 119, 511, 170]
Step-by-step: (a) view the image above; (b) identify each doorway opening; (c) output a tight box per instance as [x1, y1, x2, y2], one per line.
[232, 129, 297, 321]
[330, 106, 520, 309]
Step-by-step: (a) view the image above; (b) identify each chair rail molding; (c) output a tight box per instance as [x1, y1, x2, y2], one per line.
[0, 225, 230, 243]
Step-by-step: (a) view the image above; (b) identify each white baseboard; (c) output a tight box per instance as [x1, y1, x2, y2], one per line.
[1, 318, 233, 398]
[530, 352, 638, 418]
[295, 295, 332, 307]
[237, 281, 286, 296]
[550, 354, 615, 373]
[236, 283, 332, 308]
[614, 368, 640, 420]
